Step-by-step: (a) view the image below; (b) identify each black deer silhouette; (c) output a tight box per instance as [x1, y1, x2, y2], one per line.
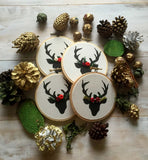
[82, 80, 109, 116]
[43, 80, 71, 114]
[45, 42, 69, 73]
[74, 46, 101, 74]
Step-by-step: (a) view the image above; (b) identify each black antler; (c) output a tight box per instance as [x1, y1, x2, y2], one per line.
[43, 81, 56, 99]
[82, 80, 92, 97]
[89, 48, 101, 64]
[64, 42, 69, 49]
[45, 42, 55, 60]
[97, 81, 109, 98]
[61, 79, 71, 100]
[74, 46, 82, 63]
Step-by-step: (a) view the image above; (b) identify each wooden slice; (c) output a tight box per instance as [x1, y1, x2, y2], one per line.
[36, 36, 73, 76]
[35, 73, 74, 121]
[61, 42, 108, 83]
[70, 72, 116, 122]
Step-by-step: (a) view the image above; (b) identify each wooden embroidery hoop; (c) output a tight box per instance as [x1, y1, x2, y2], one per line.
[70, 72, 116, 122]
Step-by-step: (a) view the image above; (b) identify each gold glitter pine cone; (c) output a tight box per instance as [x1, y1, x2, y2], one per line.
[112, 16, 127, 36]
[35, 125, 63, 152]
[53, 13, 69, 32]
[12, 32, 39, 53]
[128, 104, 139, 119]
[11, 62, 41, 91]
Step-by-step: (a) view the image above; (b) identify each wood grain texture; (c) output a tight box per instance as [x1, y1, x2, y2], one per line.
[0, 0, 148, 6]
[0, 2, 148, 160]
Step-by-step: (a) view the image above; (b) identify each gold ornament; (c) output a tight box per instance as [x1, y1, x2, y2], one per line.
[73, 32, 82, 41]
[111, 57, 138, 88]
[125, 53, 135, 62]
[133, 61, 143, 69]
[53, 13, 69, 32]
[129, 104, 139, 119]
[70, 17, 79, 27]
[34, 125, 63, 152]
[83, 24, 92, 35]
[12, 32, 39, 53]
[115, 56, 126, 65]
[11, 62, 41, 91]
[83, 13, 94, 24]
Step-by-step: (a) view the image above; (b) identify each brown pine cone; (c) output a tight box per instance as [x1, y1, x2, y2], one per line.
[89, 122, 109, 140]
[0, 70, 12, 82]
[112, 16, 127, 36]
[97, 20, 113, 38]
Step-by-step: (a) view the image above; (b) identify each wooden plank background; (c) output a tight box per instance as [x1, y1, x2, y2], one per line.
[0, 1, 148, 160]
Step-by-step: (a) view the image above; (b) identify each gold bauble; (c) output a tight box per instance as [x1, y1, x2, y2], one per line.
[129, 104, 139, 119]
[115, 57, 126, 65]
[12, 32, 39, 53]
[70, 17, 79, 27]
[53, 13, 69, 32]
[133, 61, 143, 69]
[34, 125, 63, 152]
[83, 13, 94, 24]
[11, 62, 41, 91]
[125, 53, 135, 62]
[83, 24, 92, 35]
[73, 32, 82, 41]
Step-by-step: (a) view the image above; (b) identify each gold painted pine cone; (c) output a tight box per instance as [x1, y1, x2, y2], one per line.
[53, 13, 69, 32]
[35, 125, 63, 152]
[129, 104, 139, 119]
[11, 62, 41, 91]
[12, 32, 39, 53]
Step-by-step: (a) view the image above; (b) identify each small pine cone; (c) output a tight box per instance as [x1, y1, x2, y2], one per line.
[89, 122, 109, 140]
[11, 62, 41, 91]
[53, 13, 69, 32]
[12, 32, 39, 53]
[0, 70, 12, 82]
[122, 31, 143, 51]
[0, 81, 23, 105]
[112, 16, 127, 36]
[97, 20, 113, 38]
[129, 104, 139, 119]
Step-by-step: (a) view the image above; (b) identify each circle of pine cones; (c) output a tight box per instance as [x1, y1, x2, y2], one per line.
[12, 32, 39, 53]
[11, 62, 41, 91]
[89, 122, 109, 140]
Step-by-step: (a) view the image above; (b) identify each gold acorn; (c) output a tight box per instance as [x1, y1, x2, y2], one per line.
[125, 53, 135, 63]
[35, 125, 63, 152]
[73, 32, 82, 41]
[111, 57, 138, 88]
[53, 13, 69, 32]
[11, 62, 41, 91]
[12, 32, 39, 53]
[128, 104, 139, 119]
[83, 24, 92, 35]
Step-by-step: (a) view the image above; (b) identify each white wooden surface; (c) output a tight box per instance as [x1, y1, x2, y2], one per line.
[0, 1, 148, 160]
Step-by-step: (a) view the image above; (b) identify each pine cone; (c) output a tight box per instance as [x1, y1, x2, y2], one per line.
[53, 13, 69, 32]
[122, 31, 143, 51]
[128, 104, 139, 119]
[0, 81, 22, 105]
[97, 20, 113, 38]
[11, 62, 41, 91]
[111, 57, 137, 88]
[12, 32, 39, 53]
[0, 70, 12, 82]
[35, 125, 63, 151]
[112, 16, 127, 36]
[89, 122, 109, 140]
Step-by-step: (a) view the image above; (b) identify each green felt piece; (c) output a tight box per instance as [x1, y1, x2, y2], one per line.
[18, 99, 44, 134]
[104, 40, 124, 57]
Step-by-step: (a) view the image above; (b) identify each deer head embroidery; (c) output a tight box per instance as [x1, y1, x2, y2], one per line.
[43, 80, 71, 114]
[45, 42, 69, 73]
[74, 46, 101, 74]
[82, 80, 109, 116]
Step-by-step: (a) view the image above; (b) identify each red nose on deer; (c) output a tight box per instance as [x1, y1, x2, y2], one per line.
[43, 80, 71, 114]
[82, 80, 109, 116]
[74, 46, 101, 74]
